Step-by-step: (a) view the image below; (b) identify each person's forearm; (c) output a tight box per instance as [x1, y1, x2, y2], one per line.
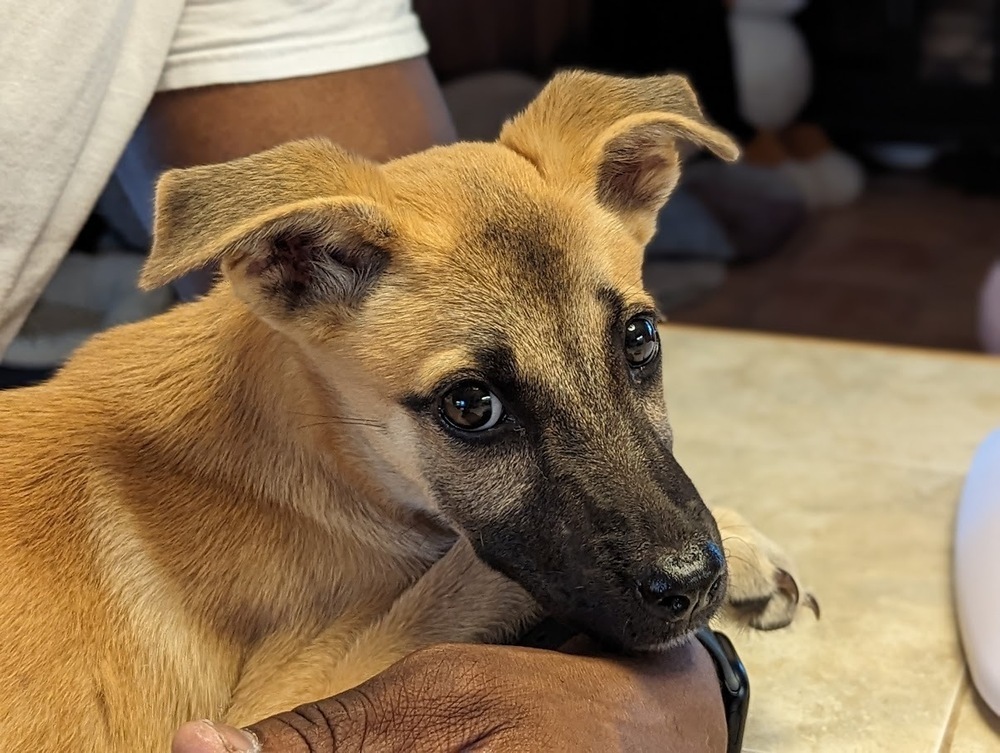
[173, 641, 728, 753]
[148, 57, 456, 168]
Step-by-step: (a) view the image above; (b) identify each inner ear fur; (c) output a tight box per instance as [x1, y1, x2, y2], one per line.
[499, 71, 740, 240]
[221, 197, 395, 312]
[139, 138, 396, 309]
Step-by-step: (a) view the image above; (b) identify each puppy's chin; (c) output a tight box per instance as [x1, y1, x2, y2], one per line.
[624, 633, 697, 655]
[553, 600, 722, 656]
[581, 624, 698, 656]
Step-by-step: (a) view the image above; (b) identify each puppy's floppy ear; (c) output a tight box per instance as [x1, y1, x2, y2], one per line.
[499, 71, 739, 243]
[140, 138, 397, 317]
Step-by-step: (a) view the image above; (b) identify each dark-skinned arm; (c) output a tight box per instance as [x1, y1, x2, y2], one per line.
[173, 639, 727, 753]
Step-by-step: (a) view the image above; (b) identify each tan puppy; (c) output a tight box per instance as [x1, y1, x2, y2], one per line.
[0, 71, 813, 751]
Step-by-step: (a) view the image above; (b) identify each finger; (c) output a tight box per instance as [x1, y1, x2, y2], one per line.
[241, 653, 514, 753]
[172, 721, 260, 753]
[243, 704, 343, 753]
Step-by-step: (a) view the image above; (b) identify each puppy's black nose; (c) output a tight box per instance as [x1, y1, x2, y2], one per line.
[637, 541, 725, 622]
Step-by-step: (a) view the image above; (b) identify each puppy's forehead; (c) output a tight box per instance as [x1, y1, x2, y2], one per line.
[359, 143, 654, 395]
[386, 141, 644, 291]
[386, 142, 550, 215]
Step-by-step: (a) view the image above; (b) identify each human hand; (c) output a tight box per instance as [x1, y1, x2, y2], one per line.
[172, 638, 726, 753]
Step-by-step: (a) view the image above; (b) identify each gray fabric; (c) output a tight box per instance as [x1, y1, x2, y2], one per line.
[443, 71, 544, 142]
[643, 259, 727, 313]
[647, 187, 735, 263]
[684, 160, 806, 262]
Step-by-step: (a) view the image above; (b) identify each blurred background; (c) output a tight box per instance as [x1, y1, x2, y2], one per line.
[5, 0, 1000, 387]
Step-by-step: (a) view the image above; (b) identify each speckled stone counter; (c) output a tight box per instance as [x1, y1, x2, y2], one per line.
[660, 325, 1000, 753]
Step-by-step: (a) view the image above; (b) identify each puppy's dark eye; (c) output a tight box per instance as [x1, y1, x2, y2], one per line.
[624, 316, 659, 368]
[440, 381, 505, 432]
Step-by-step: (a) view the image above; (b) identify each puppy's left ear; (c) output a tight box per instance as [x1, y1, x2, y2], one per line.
[499, 71, 739, 244]
[140, 139, 397, 321]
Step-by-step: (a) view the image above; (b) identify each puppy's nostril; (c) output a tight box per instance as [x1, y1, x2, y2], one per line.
[664, 593, 692, 618]
[638, 573, 694, 619]
[640, 572, 672, 600]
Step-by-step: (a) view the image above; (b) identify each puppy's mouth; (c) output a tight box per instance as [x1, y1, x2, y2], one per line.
[550, 576, 727, 654]
[479, 540, 729, 653]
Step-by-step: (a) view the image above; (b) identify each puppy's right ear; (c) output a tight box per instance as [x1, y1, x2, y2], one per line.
[499, 71, 739, 246]
[140, 139, 397, 319]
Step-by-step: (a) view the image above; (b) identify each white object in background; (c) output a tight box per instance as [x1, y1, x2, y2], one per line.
[728, 11, 812, 130]
[727, 0, 865, 209]
[979, 261, 1000, 354]
[955, 427, 1000, 715]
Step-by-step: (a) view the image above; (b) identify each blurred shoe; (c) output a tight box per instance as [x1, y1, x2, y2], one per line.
[778, 150, 865, 209]
[779, 123, 865, 208]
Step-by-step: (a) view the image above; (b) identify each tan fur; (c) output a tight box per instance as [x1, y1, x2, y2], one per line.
[0, 71, 809, 750]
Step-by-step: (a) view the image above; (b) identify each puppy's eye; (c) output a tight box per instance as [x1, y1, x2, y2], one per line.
[624, 316, 659, 368]
[440, 381, 505, 432]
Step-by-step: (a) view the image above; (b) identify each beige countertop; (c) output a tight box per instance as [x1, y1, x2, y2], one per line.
[660, 325, 1000, 753]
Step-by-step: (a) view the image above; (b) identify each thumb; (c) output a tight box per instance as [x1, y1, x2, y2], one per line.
[172, 720, 260, 753]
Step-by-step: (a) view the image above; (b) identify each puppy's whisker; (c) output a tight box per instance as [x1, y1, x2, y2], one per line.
[296, 419, 386, 431]
[291, 411, 385, 426]
[721, 537, 753, 548]
[294, 418, 385, 429]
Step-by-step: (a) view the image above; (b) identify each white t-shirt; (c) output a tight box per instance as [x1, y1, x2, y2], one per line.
[0, 0, 428, 357]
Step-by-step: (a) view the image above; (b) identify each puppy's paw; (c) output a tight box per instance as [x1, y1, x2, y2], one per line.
[712, 507, 819, 631]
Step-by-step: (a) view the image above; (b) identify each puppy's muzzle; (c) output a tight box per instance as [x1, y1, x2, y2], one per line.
[636, 541, 726, 623]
